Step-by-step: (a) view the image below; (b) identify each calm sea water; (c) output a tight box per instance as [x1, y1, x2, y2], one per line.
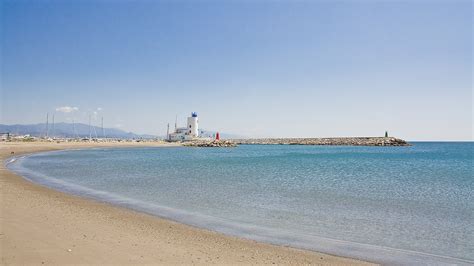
[7, 142, 473, 265]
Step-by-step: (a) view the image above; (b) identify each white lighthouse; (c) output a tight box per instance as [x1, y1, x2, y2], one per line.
[168, 112, 203, 141]
[187, 112, 199, 137]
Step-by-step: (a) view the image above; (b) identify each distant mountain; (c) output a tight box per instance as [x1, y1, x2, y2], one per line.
[0, 123, 157, 139]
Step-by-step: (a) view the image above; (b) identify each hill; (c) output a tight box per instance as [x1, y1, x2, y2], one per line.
[0, 123, 156, 139]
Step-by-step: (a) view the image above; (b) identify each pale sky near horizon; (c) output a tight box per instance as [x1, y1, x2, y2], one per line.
[1, 0, 472, 140]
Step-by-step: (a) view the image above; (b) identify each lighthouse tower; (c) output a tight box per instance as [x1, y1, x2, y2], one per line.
[187, 112, 199, 137]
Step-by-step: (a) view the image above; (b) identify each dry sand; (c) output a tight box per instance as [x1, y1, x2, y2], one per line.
[0, 142, 373, 265]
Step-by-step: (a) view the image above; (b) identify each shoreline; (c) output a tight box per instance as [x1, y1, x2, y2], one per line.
[1, 142, 371, 265]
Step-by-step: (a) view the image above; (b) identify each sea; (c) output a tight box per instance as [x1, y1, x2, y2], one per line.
[6, 142, 473, 265]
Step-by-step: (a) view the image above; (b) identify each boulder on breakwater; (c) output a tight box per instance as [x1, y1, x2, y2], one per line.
[182, 140, 237, 147]
[233, 137, 410, 146]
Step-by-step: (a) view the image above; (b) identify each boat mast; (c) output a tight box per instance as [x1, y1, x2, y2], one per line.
[45, 113, 49, 138]
[101, 117, 106, 139]
[72, 119, 77, 139]
[52, 114, 55, 138]
[175, 115, 178, 132]
[89, 114, 92, 140]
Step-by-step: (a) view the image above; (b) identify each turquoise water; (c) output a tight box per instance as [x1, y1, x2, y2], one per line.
[7, 143, 473, 265]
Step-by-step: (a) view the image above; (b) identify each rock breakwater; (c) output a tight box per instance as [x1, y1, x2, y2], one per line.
[182, 140, 237, 147]
[233, 137, 410, 146]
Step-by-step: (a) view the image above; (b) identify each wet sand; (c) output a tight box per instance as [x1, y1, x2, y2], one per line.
[0, 142, 373, 265]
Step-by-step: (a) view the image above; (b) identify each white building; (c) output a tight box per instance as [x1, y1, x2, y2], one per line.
[168, 112, 200, 141]
[187, 112, 199, 137]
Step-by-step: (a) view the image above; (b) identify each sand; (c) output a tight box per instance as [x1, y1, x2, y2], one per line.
[0, 141, 373, 265]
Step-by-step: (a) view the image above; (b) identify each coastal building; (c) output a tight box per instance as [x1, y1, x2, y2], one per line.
[11, 134, 35, 141]
[187, 112, 199, 137]
[1, 132, 11, 141]
[168, 112, 200, 141]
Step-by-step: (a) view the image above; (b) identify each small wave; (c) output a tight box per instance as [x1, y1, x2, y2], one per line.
[5, 155, 27, 165]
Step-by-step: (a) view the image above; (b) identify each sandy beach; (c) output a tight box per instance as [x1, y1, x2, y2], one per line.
[0, 142, 371, 265]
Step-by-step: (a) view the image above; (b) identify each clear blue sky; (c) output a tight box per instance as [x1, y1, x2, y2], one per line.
[1, 0, 472, 140]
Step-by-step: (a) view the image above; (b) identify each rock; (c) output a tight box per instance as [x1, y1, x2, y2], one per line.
[182, 140, 237, 147]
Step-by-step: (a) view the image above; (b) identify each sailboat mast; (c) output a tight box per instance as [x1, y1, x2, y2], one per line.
[175, 115, 177, 132]
[89, 114, 92, 140]
[45, 113, 49, 138]
[167, 123, 170, 140]
[72, 119, 76, 139]
[52, 114, 55, 138]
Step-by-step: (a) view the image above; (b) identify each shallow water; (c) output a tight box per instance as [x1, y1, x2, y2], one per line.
[7, 142, 474, 265]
